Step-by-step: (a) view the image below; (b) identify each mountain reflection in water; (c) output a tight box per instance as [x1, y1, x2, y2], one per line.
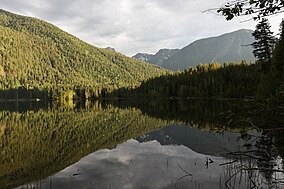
[15, 135, 283, 189]
[0, 100, 283, 189]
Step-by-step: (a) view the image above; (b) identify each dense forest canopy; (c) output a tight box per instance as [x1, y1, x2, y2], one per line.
[107, 61, 261, 99]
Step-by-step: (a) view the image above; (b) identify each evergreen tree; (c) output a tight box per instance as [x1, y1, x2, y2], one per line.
[251, 18, 276, 72]
[215, 0, 283, 98]
[271, 20, 284, 95]
[256, 20, 283, 97]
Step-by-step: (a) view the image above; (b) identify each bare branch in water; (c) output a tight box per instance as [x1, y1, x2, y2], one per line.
[175, 161, 193, 188]
[177, 161, 192, 176]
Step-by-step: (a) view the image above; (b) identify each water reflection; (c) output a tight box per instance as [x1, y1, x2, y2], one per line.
[16, 139, 228, 189]
[0, 101, 172, 189]
[0, 100, 282, 189]
[15, 134, 284, 189]
[220, 131, 284, 188]
[136, 125, 243, 156]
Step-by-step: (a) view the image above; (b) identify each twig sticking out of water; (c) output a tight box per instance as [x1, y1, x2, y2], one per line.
[175, 161, 193, 189]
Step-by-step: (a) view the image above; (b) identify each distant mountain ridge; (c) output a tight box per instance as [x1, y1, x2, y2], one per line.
[134, 29, 255, 71]
[132, 53, 154, 62]
[150, 49, 180, 66]
[132, 49, 179, 66]
[106, 46, 116, 52]
[136, 125, 240, 156]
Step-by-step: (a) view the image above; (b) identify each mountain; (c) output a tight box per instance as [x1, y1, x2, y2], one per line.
[132, 48, 179, 66]
[162, 29, 255, 70]
[106, 46, 116, 51]
[132, 53, 154, 62]
[0, 9, 166, 93]
[149, 49, 179, 66]
[136, 125, 240, 156]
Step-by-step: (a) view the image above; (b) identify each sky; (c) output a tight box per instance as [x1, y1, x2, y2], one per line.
[1, 0, 283, 56]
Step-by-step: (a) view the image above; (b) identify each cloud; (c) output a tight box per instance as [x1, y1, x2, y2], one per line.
[21, 140, 226, 189]
[1, 0, 283, 56]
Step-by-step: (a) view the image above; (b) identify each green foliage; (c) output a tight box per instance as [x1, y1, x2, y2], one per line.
[271, 20, 284, 95]
[257, 73, 278, 97]
[252, 18, 276, 68]
[109, 62, 261, 99]
[217, 0, 284, 20]
[0, 9, 167, 98]
[257, 19, 284, 97]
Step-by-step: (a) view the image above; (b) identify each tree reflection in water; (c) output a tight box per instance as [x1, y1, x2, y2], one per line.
[0, 99, 283, 189]
[220, 130, 284, 189]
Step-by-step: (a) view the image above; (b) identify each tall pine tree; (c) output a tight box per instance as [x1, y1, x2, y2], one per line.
[271, 20, 284, 95]
[255, 19, 283, 97]
[251, 18, 276, 72]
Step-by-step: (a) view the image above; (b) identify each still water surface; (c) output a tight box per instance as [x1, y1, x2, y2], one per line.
[0, 100, 283, 189]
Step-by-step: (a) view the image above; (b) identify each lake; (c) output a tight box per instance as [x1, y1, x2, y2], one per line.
[0, 100, 283, 189]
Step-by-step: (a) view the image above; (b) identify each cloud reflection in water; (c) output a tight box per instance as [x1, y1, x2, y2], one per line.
[20, 139, 231, 189]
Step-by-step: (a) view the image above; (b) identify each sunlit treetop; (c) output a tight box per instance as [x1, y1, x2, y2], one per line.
[216, 0, 284, 20]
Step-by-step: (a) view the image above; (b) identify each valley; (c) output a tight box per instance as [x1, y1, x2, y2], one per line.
[0, 3, 283, 189]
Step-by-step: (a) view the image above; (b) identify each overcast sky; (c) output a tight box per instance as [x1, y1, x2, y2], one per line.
[1, 0, 283, 56]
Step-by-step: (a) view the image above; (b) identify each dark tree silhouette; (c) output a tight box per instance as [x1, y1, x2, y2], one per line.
[270, 20, 284, 94]
[251, 18, 276, 71]
[216, 0, 284, 20]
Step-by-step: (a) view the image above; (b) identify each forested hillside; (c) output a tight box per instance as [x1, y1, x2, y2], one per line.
[108, 61, 261, 99]
[0, 9, 167, 98]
